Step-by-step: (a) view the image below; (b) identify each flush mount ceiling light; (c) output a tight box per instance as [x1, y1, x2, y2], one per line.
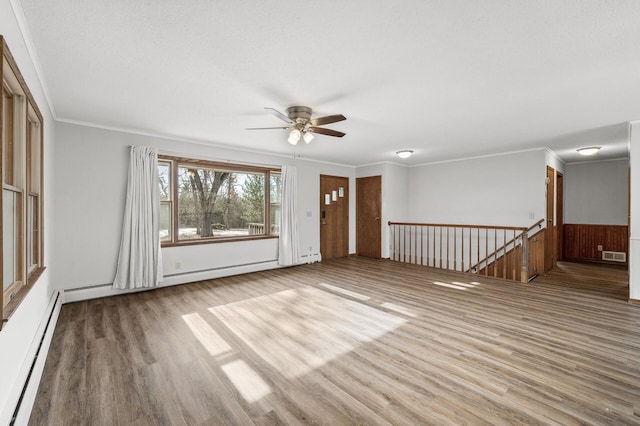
[577, 146, 601, 156]
[396, 150, 414, 159]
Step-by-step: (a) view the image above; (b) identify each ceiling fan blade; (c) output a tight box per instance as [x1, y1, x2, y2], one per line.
[309, 114, 346, 126]
[246, 126, 290, 130]
[309, 127, 346, 138]
[264, 107, 293, 124]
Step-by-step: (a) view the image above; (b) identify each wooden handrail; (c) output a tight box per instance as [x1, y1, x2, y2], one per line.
[389, 221, 527, 232]
[528, 218, 545, 233]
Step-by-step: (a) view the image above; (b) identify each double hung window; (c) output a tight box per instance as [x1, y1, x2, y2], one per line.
[1, 37, 44, 328]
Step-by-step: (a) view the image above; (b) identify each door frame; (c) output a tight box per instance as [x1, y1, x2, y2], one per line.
[556, 171, 564, 261]
[545, 166, 555, 272]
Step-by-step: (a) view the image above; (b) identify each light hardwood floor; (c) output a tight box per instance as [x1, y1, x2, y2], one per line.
[30, 258, 640, 425]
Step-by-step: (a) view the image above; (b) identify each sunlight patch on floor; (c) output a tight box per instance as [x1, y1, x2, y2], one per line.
[210, 286, 406, 378]
[432, 280, 482, 290]
[451, 281, 481, 288]
[220, 359, 271, 403]
[319, 282, 371, 300]
[380, 302, 418, 318]
[182, 312, 232, 357]
[433, 281, 469, 290]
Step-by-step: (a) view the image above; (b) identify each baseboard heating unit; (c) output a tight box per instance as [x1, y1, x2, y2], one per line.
[7, 291, 62, 425]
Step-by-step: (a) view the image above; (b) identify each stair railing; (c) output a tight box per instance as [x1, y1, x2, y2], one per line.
[467, 219, 545, 278]
[388, 221, 543, 283]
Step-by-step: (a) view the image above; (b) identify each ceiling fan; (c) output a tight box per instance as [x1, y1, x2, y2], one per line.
[246, 106, 346, 145]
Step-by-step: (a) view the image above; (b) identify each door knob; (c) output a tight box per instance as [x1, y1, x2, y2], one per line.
[322, 221, 327, 225]
[375, 217, 380, 221]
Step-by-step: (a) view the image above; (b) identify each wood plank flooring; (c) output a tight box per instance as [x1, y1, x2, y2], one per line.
[29, 258, 640, 425]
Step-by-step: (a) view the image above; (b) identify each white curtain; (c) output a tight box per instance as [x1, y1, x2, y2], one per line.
[278, 165, 301, 266]
[113, 146, 163, 289]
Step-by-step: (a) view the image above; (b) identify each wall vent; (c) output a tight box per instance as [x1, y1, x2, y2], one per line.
[602, 251, 626, 263]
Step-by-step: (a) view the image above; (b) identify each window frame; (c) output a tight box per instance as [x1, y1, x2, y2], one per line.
[158, 160, 173, 244]
[1, 36, 45, 330]
[159, 155, 280, 247]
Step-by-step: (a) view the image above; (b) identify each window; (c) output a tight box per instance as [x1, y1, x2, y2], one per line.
[159, 156, 280, 245]
[1, 36, 45, 329]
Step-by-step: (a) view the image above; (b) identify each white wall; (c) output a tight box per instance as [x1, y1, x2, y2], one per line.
[545, 149, 565, 176]
[407, 150, 547, 227]
[564, 159, 629, 225]
[0, 0, 56, 421]
[628, 122, 640, 300]
[383, 164, 410, 257]
[54, 122, 356, 294]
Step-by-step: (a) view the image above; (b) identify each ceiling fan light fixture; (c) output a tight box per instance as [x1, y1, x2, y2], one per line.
[577, 146, 601, 156]
[303, 131, 314, 144]
[248, 106, 346, 144]
[396, 150, 414, 159]
[288, 129, 301, 145]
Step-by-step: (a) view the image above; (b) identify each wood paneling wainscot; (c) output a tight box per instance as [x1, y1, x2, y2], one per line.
[563, 224, 628, 264]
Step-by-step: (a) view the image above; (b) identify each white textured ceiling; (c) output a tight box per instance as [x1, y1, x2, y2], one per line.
[17, 0, 640, 165]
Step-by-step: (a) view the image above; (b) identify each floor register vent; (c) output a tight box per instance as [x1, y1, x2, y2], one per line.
[602, 251, 626, 263]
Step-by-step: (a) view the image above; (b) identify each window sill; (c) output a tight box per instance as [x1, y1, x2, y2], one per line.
[2, 266, 47, 330]
[161, 234, 278, 248]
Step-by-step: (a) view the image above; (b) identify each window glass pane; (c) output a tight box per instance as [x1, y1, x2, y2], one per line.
[242, 172, 265, 236]
[158, 162, 170, 201]
[3, 190, 22, 296]
[159, 202, 171, 242]
[26, 109, 42, 275]
[3, 190, 15, 293]
[2, 88, 15, 186]
[27, 194, 38, 272]
[177, 166, 265, 239]
[270, 173, 281, 234]
[27, 115, 40, 194]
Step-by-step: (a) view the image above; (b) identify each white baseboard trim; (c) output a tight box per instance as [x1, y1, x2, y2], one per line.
[64, 260, 282, 303]
[5, 290, 62, 426]
[628, 240, 640, 300]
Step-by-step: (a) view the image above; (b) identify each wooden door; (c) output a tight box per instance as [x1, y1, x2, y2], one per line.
[545, 166, 555, 272]
[320, 175, 349, 260]
[356, 176, 382, 259]
[556, 172, 564, 261]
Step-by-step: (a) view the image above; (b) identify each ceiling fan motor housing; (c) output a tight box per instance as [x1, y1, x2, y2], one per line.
[286, 106, 313, 122]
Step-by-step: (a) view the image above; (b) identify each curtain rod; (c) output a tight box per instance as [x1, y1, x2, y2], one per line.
[126, 145, 283, 169]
